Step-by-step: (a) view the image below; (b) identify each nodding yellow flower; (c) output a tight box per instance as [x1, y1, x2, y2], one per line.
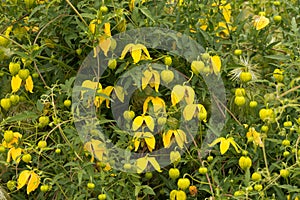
[120, 43, 151, 64]
[17, 170, 40, 194]
[246, 127, 263, 147]
[94, 85, 124, 108]
[84, 139, 106, 162]
[132, 115, 155, 132]
[2, 131, 22, 148]
[135, 155, 162, 173]
[183, 104, 207, 122]
[99, 22, 111, 57]
[170, 190, 187, 200]
[253, 15, 270, 30]
[163, 129, 187, 149]
[7, 147, 22, 163]
[143, 96, 166, 114]
[209, 137, 241, 155]
[11, 75, 34, 93]
[171, 85, 195, 106]
[133, 131, 155, 152]
[142, 69, 160, 92]
[209, 55, 222, 75]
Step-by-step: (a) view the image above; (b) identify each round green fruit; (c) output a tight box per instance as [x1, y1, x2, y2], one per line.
[273, 15, 282, 22]
[98, 194, 107, 200]
[87, 182, 95, 189]
[22, 153, 32, 163]
[9, 62, 20, 76]
[145, 172, 153, 179]
[108, 59, 117, 69]
[40, 184, 49, 192]
[234, 49, 242, 56]
[201, 53, 210, 61]
[249, 100, 257, 108]
[280, 169, 290, 178]
[10, 95, 20, 105]
[123, 110, 135, 121]
[64, 99, 72, 107]
[100, 5, 108, 13]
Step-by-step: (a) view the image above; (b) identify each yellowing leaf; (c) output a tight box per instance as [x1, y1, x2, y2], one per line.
[171, 85, 185, 106]
[11, 75, 22, 93]
[132, 116, 144, 131]
[25, 75, 33, 93]
[27, 171, 40, 194]
[148, 157, 162, 172]
[183, 104, 197, 121]
[136, 156, 148, 173]
[17, 170, 31, 190]
[253, 15, 270, 30]
[211, 55, 221, 75]
[220, 138, 230, 155]
[143, 132, 155, 152]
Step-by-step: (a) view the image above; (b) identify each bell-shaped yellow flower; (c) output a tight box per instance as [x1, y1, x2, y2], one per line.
[17, 170, 40, 194]
[7, 147, 22, 163]
[84, 139, 106, 162]
[135, 155, 162, 173]
[246, 127, 263, 147]
[171, 85, 195, 106]
[11, 75, 22, 93]
[141, 69, 160, 92]
[25, 75, 33, 93]
[2, 131, 22, 148]
[210, 55, 222, 75]
[143, 96, 166, 114]
[163, 129, 187, 149]
[94, 85, 124, 108]
[209, 137, 240, 155]
[120, 43, 151, 64]
[99, 22, 112, 57]
[253, 15, 270, 30]
[132, 115, 155, 132]
[183, 104, 207, 122]
[133, 131, 155, 152]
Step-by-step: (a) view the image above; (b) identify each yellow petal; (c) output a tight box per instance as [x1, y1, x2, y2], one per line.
[253, 15, 270, 30]
[27, 171, 40, 194]
[11, 75, 22, 93]
[136, 156, 148, 173]
[163, 130, 174, 148]
[9, 147, 22, 163]
[133, 132, 143, 151]
[183, 104, 197, 121]
[132, 116, 144, 131]
[184, 86, 195, 105]
[131, 45, 142, 64]
[211, 55, 221, 75]
[174, 129, 187, 149]
[17, 170, 31, 190]
[99, 37, 111, 57]
[103, 22, 111, 36]
[197, 104, 207, 122]
[222, 4, 231, 23]
[220, 138, 230, 155]
[151, 97, 165, 113]
[170, 151, 181, 163]
[148, 157, 162, 172]
[171, 85, 185, 106]
[228, 137, 241, 153]
[144, 132, 155, 152]
[143, 96, 153, 114]
[151, 70, 160, 92]
[82, 80, 101, 90]
[102, 86, 114, 108]
[114, 86, 125, 103]
[129, 0, 135, 11]
[209, 137, 224, 147]
[136, 44, 151, 60]
[120, 43, 134, 59]
[142, 70, 153, 90]
[144, 115, 155, 132]
[25, 75, 34, 93]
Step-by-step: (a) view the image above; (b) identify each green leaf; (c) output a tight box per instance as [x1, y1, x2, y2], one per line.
[4, 111, 38, 123]
[139, 7, 155, 22]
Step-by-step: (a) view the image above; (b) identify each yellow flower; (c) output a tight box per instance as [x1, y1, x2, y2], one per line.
[11, 75, 33, 93]
[253, 15, 270, 30]
[7, 147, 22, 163]
[209, 137, 241, 155]
[171, 85, 195, 106]
[163, 129, 187, 148]
[2, 132, 22, 148]
[120, 43, 151, 64]
[246, 127, 263, 147]
[183, 104, 207, 122]
[99, 22, 111, 57]
[209, 55, 222, 75]
[84, 139, 106, 162]
[142, 68, 160, 92]
[170, 150, 181, 164]
[133, 131, 155, 152]
[132, 115, 155, 132]
[135, 155, 162, 173]
[94, 85, 124, 108]
[170, 190, 187, 200]
[17, 170, 40, 194]
[143, 96, 166, 114]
